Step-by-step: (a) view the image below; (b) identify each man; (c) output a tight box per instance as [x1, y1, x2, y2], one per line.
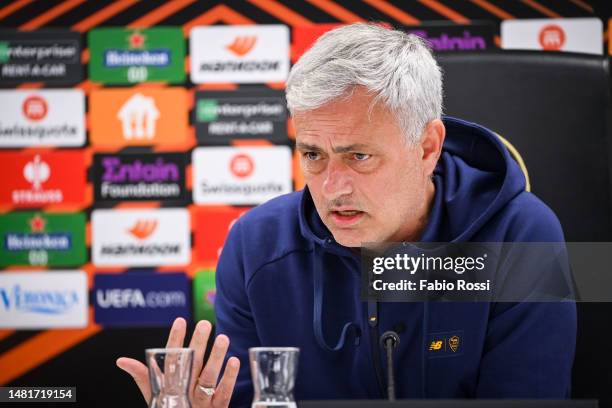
[118, 23, 576, 407]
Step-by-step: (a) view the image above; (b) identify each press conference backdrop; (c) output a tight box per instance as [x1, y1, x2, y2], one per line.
[0, 1, 608, 407]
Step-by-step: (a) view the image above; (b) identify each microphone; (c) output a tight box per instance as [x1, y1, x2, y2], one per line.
[379, 330, 400, 401]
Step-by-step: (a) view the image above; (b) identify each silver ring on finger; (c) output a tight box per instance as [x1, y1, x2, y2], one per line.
[198, 384, 215, 396]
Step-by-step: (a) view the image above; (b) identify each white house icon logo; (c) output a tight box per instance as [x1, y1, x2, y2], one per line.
[23, 154, 50, 190]
[117, 93, 160, 140]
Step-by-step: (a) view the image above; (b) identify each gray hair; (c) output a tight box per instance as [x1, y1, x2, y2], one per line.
[286, 23, 443, 144]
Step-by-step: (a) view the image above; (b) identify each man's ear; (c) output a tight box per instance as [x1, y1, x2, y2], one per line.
[420, 119, 445, 176]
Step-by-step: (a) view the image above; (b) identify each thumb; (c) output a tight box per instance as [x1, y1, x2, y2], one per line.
[116, 357, 151, 404]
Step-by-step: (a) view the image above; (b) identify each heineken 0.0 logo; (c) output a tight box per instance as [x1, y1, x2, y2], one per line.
[88, 27, 185, 84]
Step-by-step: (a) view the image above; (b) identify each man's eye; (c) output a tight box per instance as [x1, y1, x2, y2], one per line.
[353, 153, 371, 161]
[304, 152, 321, 161]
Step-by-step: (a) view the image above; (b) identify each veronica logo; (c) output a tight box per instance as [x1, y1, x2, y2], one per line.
[0, 271, 87, 329]
[0, 284, 79, 314]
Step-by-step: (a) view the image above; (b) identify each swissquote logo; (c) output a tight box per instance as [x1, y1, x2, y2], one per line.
[0, 151, 86, 207]
[23, 95, 47, 121]
[539, 25, 565, 51]
[89, 88, 187, 147]
[92, 208, 190, 267]
[501, 18, 603, 55]
[0, 90, 85, 147]
[0, 271, 87, 329]
[192, 146, 292, 205]
[190, 25, 289, 83]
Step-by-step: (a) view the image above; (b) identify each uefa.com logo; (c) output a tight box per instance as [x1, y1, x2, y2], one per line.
[0, 89, 86, 147]
[190, 25, 289, 83]
[92, 208, 190, 267]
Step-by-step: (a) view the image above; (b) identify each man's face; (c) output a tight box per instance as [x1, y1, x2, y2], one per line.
[294, 87, 438, 247]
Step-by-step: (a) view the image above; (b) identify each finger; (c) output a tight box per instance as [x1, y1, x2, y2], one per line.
[116, 357, 151, 404]
[165, 317, 187, 348]
[189, 320, 213, 390]
[212, 357, 240, 408]
[198, 335, 230, 388]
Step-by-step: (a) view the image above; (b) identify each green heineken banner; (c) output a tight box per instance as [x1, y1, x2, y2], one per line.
[0, 212, 86, 267]
[88, 27, 185, 84]
[193, 270, 216, 323]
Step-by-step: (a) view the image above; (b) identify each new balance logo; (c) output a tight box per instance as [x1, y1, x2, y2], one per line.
[429, 340, 443, 351]
[128, 220, 158, 240]
[226, 36, 256, 56]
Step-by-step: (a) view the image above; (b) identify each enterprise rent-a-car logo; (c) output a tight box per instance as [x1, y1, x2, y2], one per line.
[190, 25, 289, 84]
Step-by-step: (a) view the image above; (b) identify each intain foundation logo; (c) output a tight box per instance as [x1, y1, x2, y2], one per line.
[0, 89, 85, 147]
[539, 24, 565, 51]
[192, 146, 292, 205]
[0, 151, 86, 207]
[93, 153, 187, 203]
[190, 25, 289, 83]
[88, 27, 185, 84]
[90, 88, 188, 147]
[0, 212, 86, 267]
[92, 208, 190, 267]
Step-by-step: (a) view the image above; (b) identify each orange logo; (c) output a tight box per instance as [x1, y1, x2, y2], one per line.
[128, 219, 158, 240]
[226, 36, 257, 56]
[22, 96, 48, 121]
[539, 24, 565, 51]
[89, 88, 188, 147]
[230, 154, 254, 178]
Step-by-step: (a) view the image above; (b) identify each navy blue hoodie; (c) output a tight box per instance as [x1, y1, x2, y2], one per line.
[214, 117, 577, 406]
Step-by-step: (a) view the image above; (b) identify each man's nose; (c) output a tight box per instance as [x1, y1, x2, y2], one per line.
[322, 158, 353, 198]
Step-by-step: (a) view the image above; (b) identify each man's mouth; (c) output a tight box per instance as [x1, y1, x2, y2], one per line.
[329, 209, 365, 226]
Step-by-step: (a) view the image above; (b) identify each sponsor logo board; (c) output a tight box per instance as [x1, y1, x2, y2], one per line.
[0, 150, 86, 207]
[0, 212, 86, 267]
[92, 208, 190, 267]
[94, 271, 190, 327]
[193, 270, 216, 323]
[93, 152, 187, 203]
[89, 88, 188, 147]
[88, 27, 185, 84]
[192, 146, 292, 205]
[190, 25, 289, 83]
[404, 22, 495, 51]
[0, 271, 87, 329]
[195, 89, 287, 144]
[193, 206, 249, 264]
[501, 18, 603, 55]
[0, 89, 85, 147]
[0, 30, 83, 85]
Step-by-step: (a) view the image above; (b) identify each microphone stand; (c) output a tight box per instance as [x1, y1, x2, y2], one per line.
[380, 331, 400, 401]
